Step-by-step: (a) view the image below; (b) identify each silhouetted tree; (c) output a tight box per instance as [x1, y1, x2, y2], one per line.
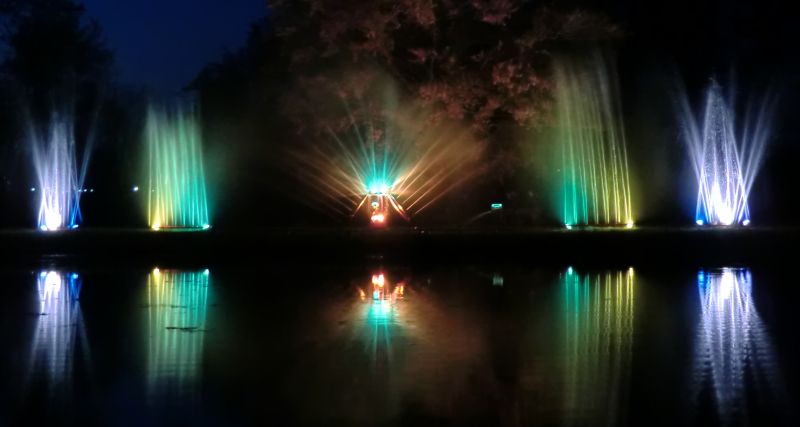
[273, 0, 619, 135]
[1, 0, 111, 110]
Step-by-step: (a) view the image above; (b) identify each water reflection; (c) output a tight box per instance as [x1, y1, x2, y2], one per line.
[145, 268, 211, 402]
[559, 267, 635, 425]
[357, 272, 406, 369]
[693, 268, 781, 423]
[26, 271, 89, 392]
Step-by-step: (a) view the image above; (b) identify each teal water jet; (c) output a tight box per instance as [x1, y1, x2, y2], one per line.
[145, 106, 210, 230]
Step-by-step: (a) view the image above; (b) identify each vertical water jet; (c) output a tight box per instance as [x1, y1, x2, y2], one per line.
[552, 51, 634, 228]
[145, 106, 210, 230]
[30, 113, 89, 231]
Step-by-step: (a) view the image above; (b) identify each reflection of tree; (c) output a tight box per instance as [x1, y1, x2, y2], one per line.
[145, 269, 211, 402]
[26, 271, 90, 393]
[693, 269, 782, 424]
[559, 268, 635, 425]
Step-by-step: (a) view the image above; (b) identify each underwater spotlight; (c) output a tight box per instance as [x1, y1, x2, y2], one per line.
[202, 224, 211, 230]
[371, 213, 386, 224]
[44, 210, 62, 231]
[742, 219, 751, 226]
[368, 181, 390, 196]
[565, 224, 573, 230]
[625, 220, 634, 229]
[696, 219, 704, 226]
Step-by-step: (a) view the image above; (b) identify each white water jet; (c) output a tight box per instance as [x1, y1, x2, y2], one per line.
[30, 112, 92, 230]
[676, 81, 773, 226]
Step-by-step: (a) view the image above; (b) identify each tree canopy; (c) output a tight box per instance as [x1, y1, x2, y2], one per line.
[272, 0, 619, 135]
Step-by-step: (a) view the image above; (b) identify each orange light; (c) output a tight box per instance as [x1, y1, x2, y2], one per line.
[359, 289, 366, 300]
[372, 274, 385, 287]
[370, 213, 386, 224]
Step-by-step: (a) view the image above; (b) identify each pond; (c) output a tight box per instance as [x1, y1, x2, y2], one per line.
[0, 262, 796, 426]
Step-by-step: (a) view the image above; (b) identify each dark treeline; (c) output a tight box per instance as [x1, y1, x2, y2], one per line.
[0, 0, 798, 229]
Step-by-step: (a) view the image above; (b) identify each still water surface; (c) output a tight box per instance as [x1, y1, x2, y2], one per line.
[0, 263, 797, 426]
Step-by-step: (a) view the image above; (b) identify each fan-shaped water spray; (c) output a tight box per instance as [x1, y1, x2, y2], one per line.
[146, 106, 210, 230]
[552, 52, 634, 228]
[676, 81, 772, 226]
[293, 78, 483, 226]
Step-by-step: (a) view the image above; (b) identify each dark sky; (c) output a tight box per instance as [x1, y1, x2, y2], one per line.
[81, 0, 266, 95]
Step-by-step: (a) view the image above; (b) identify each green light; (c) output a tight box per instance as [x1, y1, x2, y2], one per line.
[491, 203, 503, 210]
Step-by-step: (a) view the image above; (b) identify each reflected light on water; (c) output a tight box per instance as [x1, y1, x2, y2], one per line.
[560, 268, 635, 424]
[694, 268, 781, 422]
[359, 272, 405, 369]
[145, 269, 211, 402]
[27, 271, 89, 392]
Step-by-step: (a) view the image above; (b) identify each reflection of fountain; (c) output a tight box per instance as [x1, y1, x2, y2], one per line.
[553, 51, 634, 229]
[146, 106, 211, 231]
[559, 267, 635, 424]
[676, 82, 772, 226]
[358, 272, 405, 367]
[30, 113, 90, 231]
[27, 271, 89, 392]
[693, 268, 781, 423]
[144, 268, 211, 401]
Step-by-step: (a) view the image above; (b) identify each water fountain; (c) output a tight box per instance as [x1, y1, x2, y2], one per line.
[145, 106, 210, 230]
[30, 113, 90, 231]
[552, 51, 634, 229]
[294, 79, 482, 225]
[676, 82, 773, 226]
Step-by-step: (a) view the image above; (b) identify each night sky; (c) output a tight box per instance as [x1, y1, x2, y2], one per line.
[81, 0, 266, 95]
